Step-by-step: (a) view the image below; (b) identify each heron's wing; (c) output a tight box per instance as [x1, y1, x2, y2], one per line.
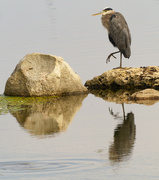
[109, 12, 131, 54]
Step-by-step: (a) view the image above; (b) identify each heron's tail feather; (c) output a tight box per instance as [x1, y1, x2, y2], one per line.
[123, 46, 131, 59]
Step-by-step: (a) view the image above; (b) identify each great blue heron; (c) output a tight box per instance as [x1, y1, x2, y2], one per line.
[92, 7, 131, 68]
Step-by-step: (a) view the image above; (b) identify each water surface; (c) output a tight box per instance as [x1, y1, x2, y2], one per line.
[0, 0, 159, 179]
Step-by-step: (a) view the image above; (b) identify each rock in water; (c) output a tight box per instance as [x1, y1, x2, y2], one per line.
[4, 53, 87, 96]
[131, 89, 159, 100]
[85, 66, 159, 90]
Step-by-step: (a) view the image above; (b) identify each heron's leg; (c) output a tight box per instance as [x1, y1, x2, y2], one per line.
[120, 52, 122, 68]
[122, 103, 126, 121]
[106, 51, 120, 64]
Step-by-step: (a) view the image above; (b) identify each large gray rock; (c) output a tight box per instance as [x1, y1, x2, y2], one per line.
[85, 66, 159, 89]
[4, 53, 87, 96]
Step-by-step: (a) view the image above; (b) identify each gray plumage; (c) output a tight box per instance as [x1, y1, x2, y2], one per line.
[92, 8, 131, 68]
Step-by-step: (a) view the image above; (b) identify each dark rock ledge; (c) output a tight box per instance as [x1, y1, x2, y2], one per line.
[85, 66, 159, 90]
[85, 66, 159, 105]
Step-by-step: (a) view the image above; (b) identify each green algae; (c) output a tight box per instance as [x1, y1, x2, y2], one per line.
[0, 95, 58, 115]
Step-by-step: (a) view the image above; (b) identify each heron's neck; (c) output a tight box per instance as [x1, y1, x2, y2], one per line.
[101, 11, 115, 30]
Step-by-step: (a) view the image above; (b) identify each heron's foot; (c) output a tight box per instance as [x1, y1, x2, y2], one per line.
[106, 53, 117, 63]
[113, 67, 125, 69]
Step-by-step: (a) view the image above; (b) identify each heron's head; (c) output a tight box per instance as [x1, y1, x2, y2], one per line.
[92, 7, 114, 16]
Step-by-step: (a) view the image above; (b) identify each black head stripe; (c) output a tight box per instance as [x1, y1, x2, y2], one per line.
[103, 7, 113, 11]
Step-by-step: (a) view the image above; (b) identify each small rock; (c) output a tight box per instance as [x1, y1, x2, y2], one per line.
[4, 53, 88, 96]
[131, 89, 159, 100]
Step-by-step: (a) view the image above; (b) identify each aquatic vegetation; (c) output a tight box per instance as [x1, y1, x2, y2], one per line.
[0, 95, 58, 115]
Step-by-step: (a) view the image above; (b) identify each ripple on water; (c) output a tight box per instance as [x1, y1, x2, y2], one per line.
[0, 158, 105, 176]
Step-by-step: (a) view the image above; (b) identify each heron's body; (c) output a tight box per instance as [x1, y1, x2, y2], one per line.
[92, 8, 131, 68]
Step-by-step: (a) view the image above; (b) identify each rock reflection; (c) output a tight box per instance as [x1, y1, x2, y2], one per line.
[10, 95, 87, 137]
[109, 104, 136, 164]
[89, 89, 159, 105]
[88, 89, 135, 104]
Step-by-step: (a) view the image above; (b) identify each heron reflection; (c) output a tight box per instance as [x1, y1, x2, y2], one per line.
[109, 104, 136, 164]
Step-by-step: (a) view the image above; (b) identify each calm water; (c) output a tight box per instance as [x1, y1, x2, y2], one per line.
[0, 0, 159, 179]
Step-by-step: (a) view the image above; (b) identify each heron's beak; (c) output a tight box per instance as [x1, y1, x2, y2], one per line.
[92, 11, 103, 16]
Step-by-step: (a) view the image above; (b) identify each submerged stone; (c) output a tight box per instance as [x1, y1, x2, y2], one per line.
[131, 88, 159, 100]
